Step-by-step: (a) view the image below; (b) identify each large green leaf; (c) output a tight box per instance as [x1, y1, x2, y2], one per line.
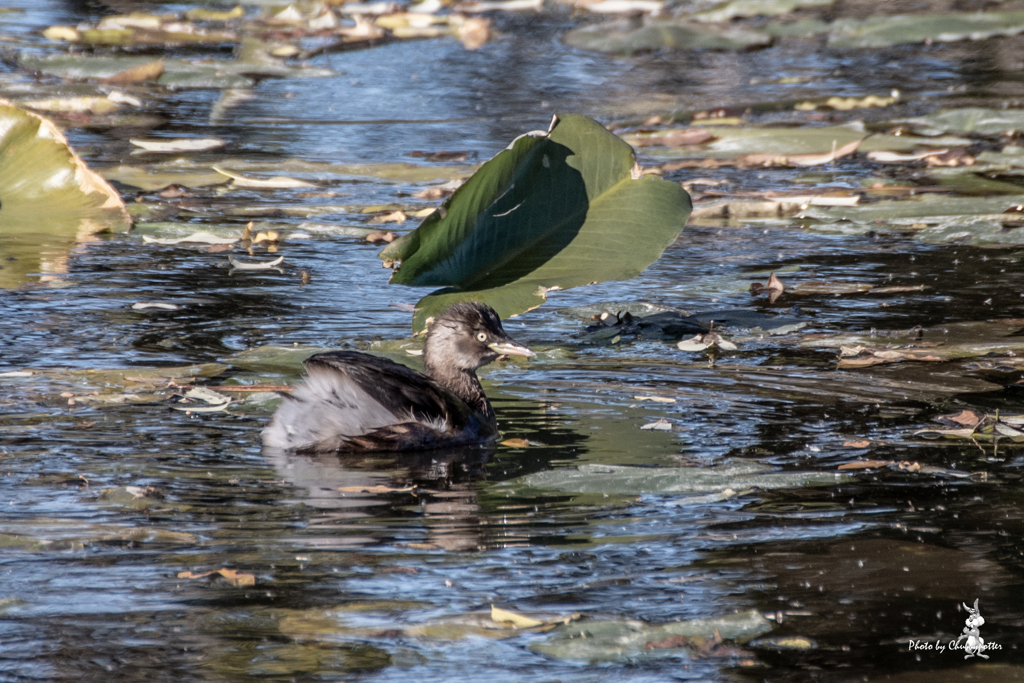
[379, 114, 692, 332]
[0, 99, 131, 288]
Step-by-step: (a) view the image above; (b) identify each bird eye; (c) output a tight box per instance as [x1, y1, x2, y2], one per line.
[476, 332, 487, 342]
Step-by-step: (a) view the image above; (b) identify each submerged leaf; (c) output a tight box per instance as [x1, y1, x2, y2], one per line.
[532, 610, 771, 662]
[380, 114, 691, 331]
[515, 461, 850, 496]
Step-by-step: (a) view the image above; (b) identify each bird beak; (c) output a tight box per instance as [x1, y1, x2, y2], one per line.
[488, 341, 535, 358]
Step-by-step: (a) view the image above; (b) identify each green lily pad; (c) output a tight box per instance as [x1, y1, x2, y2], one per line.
[101, 164, 231, 191]
[826, 11, 1024, 48]
[514, 460, 851, 496]
[800, 319, 1024, 361]
[379, 114, 692, 331]
[564, 18, 771, 54]
[690, 0, 832, 23]
[19, 46, 332, 89]
[71, 26, 238, 47]
[976, 145, 1024, 167]
[891, 108, 1024, 137]
[646, 123, 969, 160]
[0, 99, 131, 288]
[227, 345, 332, 373]
[532, 610, 771, 662]
[796, 193, 1024, 244]
[926, 167, 1024, 196]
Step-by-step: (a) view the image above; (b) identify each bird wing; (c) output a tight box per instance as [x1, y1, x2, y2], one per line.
[262, 351, 475, 452]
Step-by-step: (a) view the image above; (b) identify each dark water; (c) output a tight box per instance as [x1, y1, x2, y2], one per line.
[3, 0, 1024, 681]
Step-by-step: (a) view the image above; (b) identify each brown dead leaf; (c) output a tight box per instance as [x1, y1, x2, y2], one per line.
[369, 211, 407, 224]
[458, 16, 491, 49]
[940, 409, 983, 428]
[178, 568, 256, 587]
[837, 349, 944, 369]
[501, 438, 532, 448]
[925, 149, 975, 167]
[914, 427, 979, 439]
[335, 483, 415, 493]
[414, 186, 453, 200]
[750, 272, 784, 303]
[645, 635, 694, 650]
[159, 184, 187, 199]
[897, 461, 921, 472]
[103, 58, 165, 84]
[631, 128, 716, 148]
[365, 230, 396, 243]
[838, 459, 891, 470]
[836, 356, 890, 369]
[842, 440, 872, 448]
[742, 138, 863, 168]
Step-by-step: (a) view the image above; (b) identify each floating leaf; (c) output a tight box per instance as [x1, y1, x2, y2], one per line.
[690, 0, 832, 22]
[564, 18, 771, 54]
[457, 0, 543, 11]
[796, 94, 897, 111]
[213, 165, 316, 189]
[131, 138, 226, 153]
[228, 255, 285, 270]
[101, 164, 230, 191]
[491, 605, 543, 628]
[185, 6, 245, 22]
[104, 58, 166, 83]
[531, 610, 771, 662]
[514, 461, 851, 496]
[939, 409, 983, 428]
[750, 271, 784, 302]
[0, 99, 131, 288]
[132, 302, 180, 310]
[336, 484, 417, 494]
[178, 568, 256, 587]
[866, 149, 947, 163]
[892, 107, 1024, 137]
[379, 114, 691, 331]
[142, 232, 238, 245]
[19, 50, 332, 89]
[16, 95, 122, 115]
[826, 11, 1024, 49]
[801, 319, 1024, 361]
[837, 460, 890, 470]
